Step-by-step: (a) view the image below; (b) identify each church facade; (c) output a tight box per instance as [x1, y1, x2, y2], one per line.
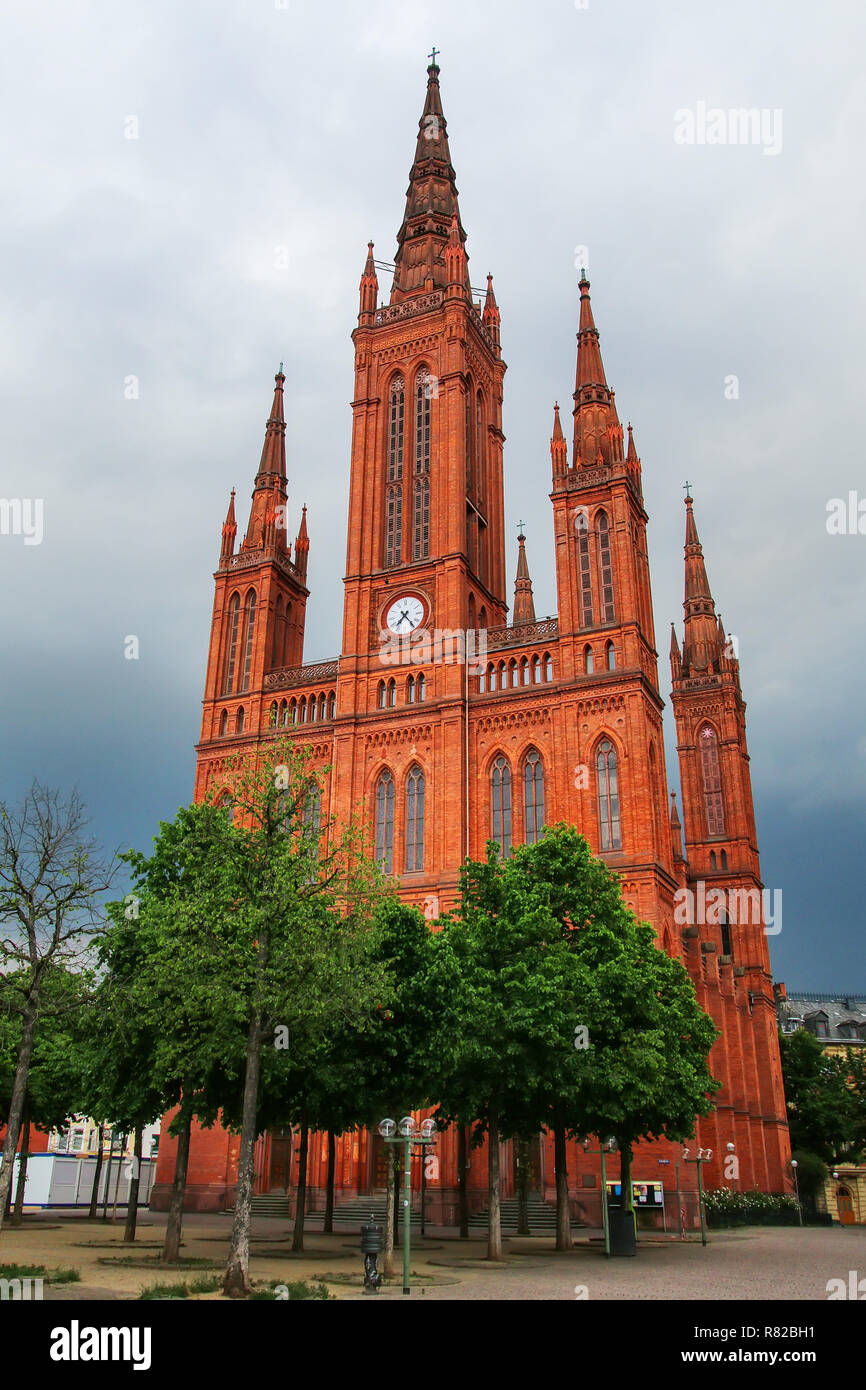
[152, 60, 791, 1219]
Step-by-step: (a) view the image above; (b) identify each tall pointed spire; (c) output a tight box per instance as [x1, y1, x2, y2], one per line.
[572, 274, 622, 468]
[512, 526, 536, 625]
[680, 491, 721, 674]
[391, 58, 467, 302]
[669, 791, 685, 863]
[243, 367, 288, 551]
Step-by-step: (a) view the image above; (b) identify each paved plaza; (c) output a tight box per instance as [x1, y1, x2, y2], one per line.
[1, 1211, 863, 1301]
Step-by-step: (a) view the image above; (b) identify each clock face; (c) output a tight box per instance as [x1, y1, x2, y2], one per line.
[386, 595, 425, 634]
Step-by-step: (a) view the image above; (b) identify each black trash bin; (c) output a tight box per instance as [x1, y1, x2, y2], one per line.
[608, 1207, 637, 1257]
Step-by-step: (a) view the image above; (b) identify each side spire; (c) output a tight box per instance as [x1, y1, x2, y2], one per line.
[391, 58, 467, 302]
[220, 488, 237, 562]
[295, 503, 309, 581]
[359, 240, 378, 324]
[483, 272, 500, 348]
[550, 402, 567, 478]
[512, 525, 536, 625]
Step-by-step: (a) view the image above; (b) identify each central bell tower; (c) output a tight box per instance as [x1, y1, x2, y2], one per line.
[341, 60, 507, 693]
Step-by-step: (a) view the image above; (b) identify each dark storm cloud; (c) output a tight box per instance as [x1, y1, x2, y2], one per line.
[0, 0, 863, 988]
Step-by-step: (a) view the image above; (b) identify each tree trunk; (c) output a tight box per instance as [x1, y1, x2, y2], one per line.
[290, 1121, 309, 1254]
[515, 1136, 530, 1236]
[161, 1111, 192, 1264]
[0, 1001, 38, 1234]
[123, 1125, 144, 1243]
[383, 1143, 396, 1276]
[101, 1131, 115, 1220]
[11, 1097, 31, 1226]
[486, 1110, 503, 1261]
[111, 1132, 128, 1222]
[224, 1006, 265, 1297]
[323, 1131, 336, 1234]
[554, 1124, 572, 1251]
[457, 1125, 469, 1238]
[620, 1140, 634, 1230]
[88, 1125, 105, 1219]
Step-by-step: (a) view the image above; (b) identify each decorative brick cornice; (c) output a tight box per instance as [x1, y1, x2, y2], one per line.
[486, 617, 558, 649]
[265, 660, 339, 690]
[375, 291, 444, 326]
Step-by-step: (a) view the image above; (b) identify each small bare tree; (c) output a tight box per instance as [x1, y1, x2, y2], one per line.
[0, 782, 116, 1234]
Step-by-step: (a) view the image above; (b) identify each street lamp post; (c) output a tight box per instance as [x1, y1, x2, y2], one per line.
[582, 1136, 617, 1257]
[683, 1148, 713, 1246]
[378, 1116, 436, 1295]
[790, 1158, 803, 1226]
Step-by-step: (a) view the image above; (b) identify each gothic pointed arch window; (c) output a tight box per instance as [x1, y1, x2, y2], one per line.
[375, 769, 395, 873]
[387, 678, 397, 708]
[290, 698, 298, 725]
[303, 784, 322, 845]
[300, 696, 307, 723]
[417, 672, 426, 702]
[281, 700, 290, 727]
[240, 589, 257, 692]
[385, 374, 405, 568]
[327, 691, 336, 720]
[269, 700, 278, 727]
[407, 674, 416, 704]
[223, 592, 241, 693]
[596, 738, 621, 851]
[532, 654, 542, 683]
[318, 693, 326, 721]
[465, 378, 474, 494]
[521, 656, 529, 685]
[468, 592, 476, 632]
[584, 644, 594, 674]
[577, 515, 594, 628]
[219, 708, 228, 736]
[378, 680, 386, 709]
[491, 755, 512, 858]
[606, 640, 616, 670]
[523, 748, 545, 845]
[544, 653, 553, 682]
[413, 368, 431, 559]
[476, 390, 485, 501]
[236, 706, 245, 735]
[272, 596, 283, 668]
[596, 511, 615, 622]
[413, 476, 430, 559]
[510, 659, 519, 688]
[405, 764, 425, 872]
[699, 725, 725, 836]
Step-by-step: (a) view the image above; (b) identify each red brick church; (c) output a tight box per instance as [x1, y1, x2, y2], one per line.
[152, 59, 791, 1219]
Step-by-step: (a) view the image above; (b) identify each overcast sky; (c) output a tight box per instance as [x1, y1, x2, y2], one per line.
[1, 0, 863, 991]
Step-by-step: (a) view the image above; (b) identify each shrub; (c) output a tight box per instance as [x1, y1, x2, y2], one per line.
[703, 1188, 800, 1228]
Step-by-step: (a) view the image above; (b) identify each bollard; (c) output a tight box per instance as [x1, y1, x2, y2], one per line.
[360, 1217, 384, 1293]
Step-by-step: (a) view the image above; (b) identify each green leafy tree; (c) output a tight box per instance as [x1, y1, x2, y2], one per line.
[122, 738, 389, 1296]
[0, 783, 116, 1235]
[780, 1028, 863, 1166]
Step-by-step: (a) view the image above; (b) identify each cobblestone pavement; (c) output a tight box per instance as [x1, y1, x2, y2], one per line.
[351, 1227, 866, 1301]
[5, 1211, 865, 1302]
